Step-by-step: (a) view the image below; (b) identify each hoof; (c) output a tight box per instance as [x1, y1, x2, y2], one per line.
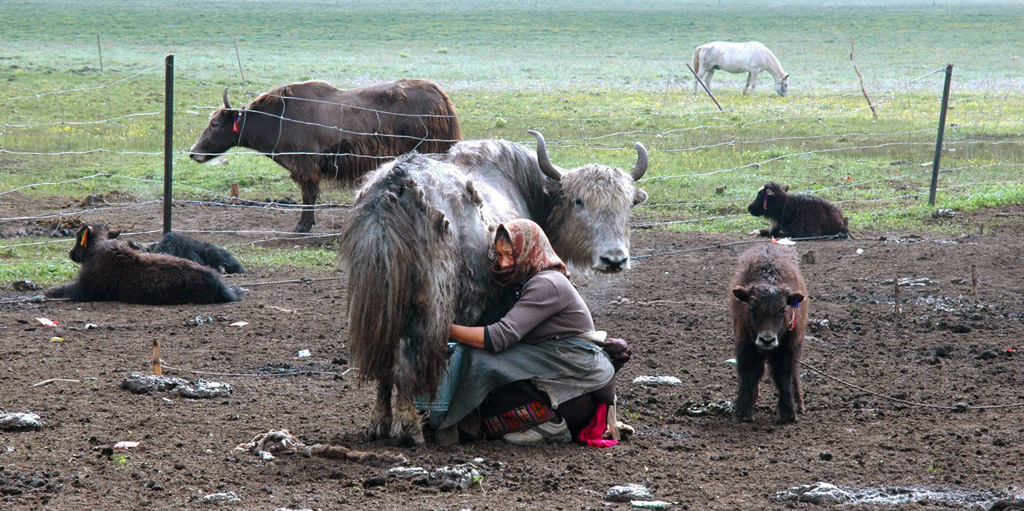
[293, 223, 313, 234]
[365, 419, 392, 442]
[776, 414, 797, 425]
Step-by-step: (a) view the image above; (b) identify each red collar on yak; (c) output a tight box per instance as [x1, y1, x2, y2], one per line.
[232, 114, 240, 134]
[80, 229, 88, 247]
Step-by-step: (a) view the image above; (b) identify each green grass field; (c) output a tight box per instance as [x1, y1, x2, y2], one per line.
[2, 0, 1022, 284]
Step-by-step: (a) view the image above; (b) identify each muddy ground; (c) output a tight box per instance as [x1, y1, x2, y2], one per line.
[1, 197, 1023, 510]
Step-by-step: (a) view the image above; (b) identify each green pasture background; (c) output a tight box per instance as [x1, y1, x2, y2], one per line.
[1, 0, 1022, 282]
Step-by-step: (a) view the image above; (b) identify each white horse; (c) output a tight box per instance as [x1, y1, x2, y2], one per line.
[691, 41, 789, 97]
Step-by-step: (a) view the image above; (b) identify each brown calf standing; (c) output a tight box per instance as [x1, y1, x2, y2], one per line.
[748, 182, 850, 238]
[45, 223, 244, 305]
[729, 243, 807, 424]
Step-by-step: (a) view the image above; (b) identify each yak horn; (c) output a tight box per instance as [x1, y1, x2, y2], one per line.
[528, 130, 562, 181]
[631, 142, 649, 181]
[222, 87, 232, 109]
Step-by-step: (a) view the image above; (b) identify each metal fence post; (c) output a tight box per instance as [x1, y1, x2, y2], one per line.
[163, 55, 174, 235]
[928, 64, 953, 207]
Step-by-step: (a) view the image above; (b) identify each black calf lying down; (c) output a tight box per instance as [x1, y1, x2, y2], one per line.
[45, 223, 244, 305]
[730, 243, 808, 424]
[748, 182, 850, 238]
[153, 232, 245, 274]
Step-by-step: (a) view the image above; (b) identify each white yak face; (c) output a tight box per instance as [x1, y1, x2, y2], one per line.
[548, 165, 647, 273]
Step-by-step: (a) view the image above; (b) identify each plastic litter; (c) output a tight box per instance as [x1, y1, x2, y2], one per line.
[84, 323, 99, 329]
[188, 316, 213, 326]
[113, 441, 140, 450]
[229, 321, 249, 327]
[49, 337, 65, 343]
[297, 349, 311, 358]
[606, 484, 654, 502]
[0, 411, 44, 431]
[632, 500, 673, 508]
[36, 317, 58, 327]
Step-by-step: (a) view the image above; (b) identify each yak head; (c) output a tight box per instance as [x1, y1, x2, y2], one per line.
[69, 223, 121, 264]
[732, 284, 804, 351]
[189, 88, 248, 163]
[530, 130, 648, 273]
[748, 182, 789, 217]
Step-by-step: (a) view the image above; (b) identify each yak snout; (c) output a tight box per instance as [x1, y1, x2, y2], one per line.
[188, 143, 212, 163]
[596, 247, 629, 273]
[756, 332, 779, 350]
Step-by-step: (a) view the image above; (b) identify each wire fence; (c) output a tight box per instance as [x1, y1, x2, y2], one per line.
[1, 60, 1021, 254]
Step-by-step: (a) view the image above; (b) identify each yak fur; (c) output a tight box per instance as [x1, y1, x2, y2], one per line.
[729, 243, 808, 424]
[748, 182, 850, 238]
[340, 131, 648, 446]
[45, 223, 244, 305]
[153, 231, 245, 274]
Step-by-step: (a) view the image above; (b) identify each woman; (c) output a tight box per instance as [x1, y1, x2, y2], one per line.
[439, 218, 628, 446]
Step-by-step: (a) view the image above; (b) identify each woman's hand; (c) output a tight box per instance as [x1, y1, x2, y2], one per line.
[450, 324, 486, 349]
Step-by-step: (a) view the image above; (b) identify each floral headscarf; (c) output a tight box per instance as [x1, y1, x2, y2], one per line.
[492, 219, 568, 288]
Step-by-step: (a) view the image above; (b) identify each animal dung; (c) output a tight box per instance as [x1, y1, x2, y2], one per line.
[631, 376, 682, 387]
[122, 372, 232, 399]
[606, 484, 654, 502]
[0, 412, 44, 431]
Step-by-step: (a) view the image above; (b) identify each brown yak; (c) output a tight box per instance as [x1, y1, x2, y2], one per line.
[748, 182, 850, 239]
[189, 79, 462, 233]
[45, 223, 244, 305]
[729, 243, 807, 424]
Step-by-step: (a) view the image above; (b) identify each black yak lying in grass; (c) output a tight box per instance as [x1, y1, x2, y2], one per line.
[748, 182, 850, 238]
[45, 223, 244, 305]
[152, 232, 245, 274]
[729, 243, 807, 424]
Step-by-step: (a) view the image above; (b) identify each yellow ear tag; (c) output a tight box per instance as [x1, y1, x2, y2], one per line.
[80, 230, 88, 246]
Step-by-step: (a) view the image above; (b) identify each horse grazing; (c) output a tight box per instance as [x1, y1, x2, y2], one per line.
[692, 41, 789, 96]
[340, 130, 648, 446]
[45, 223, 245, 305]
[748, 182, 850, 239]
[729, 244, 807, 424]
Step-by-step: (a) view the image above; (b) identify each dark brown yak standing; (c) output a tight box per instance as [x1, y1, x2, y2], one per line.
[729, 243, 807, 424]
[45, 223, 244, 305]
[189, 79, 462, 233]
[340, 130, 648, 446]
[747, 182, 850, 238]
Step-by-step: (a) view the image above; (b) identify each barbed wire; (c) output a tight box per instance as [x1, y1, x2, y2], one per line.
[0, 65, 163, 103]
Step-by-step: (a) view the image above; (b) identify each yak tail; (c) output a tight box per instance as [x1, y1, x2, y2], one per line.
[340, 161, 455, 395]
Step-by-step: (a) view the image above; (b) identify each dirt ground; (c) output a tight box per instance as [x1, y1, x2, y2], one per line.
[1, 197, 1023, 510]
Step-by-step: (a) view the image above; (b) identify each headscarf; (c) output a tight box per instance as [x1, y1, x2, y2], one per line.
[491, 219, 568, 288]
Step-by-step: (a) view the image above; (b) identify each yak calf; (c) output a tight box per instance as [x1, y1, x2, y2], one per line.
[153, 232, 245, 274]
[45, 223, 244, 305]
[729, 244, 807, 424]
[748, 182, 849, 238]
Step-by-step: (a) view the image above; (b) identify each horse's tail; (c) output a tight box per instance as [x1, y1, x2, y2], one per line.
[339, 157, 455, 396]
[691, 46, 703, 90]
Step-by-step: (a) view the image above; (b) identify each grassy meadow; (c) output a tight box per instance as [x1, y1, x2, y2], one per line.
[1, 0, 1022, 284]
